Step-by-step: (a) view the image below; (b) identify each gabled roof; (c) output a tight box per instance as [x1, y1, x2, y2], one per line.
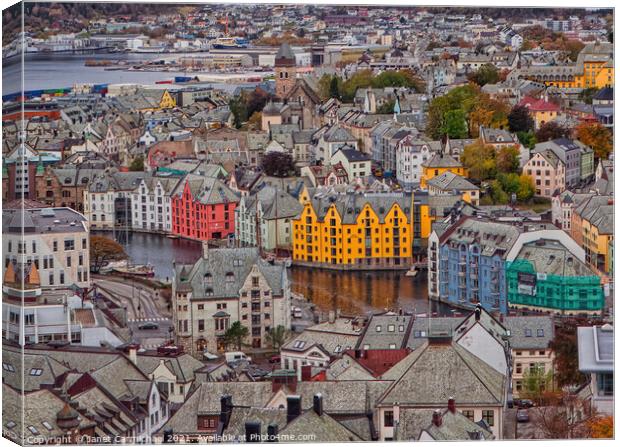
[427, 171, 479, 191]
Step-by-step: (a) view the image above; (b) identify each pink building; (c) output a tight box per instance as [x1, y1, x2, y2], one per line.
[523, 150, 566, 198]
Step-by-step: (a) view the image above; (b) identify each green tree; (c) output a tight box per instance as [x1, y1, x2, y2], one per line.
[578, 87, 600, 105]
[489, 179, 509, 204]
[550, 323, 588, 387]
[517, 130, 537, 149]
[425, 84, 480, 139]
[498, 172, 521, 194]
[376, 99, 396, 114]
[129, 156, 144, 172]
[468, 63, 499, 86]
[329, 76, 341, 99]
[441, 109, 468, 138]
[223, 321, 249, 351]
[497, 145, 521, 174]
[266, 325, 290, 351]
[521, 365, 555, 405]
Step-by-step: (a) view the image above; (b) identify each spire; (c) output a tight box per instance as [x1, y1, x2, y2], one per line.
[28, 262, 40, 286]
[4, 262, 16, 284]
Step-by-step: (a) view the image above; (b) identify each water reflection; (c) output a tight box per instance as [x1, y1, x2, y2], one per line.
[102, 232, 439, 315]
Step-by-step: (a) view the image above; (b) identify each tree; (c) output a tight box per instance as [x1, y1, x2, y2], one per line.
[468, 63, 499, 86]
[521, 365, 555, 405]
[129, 156, 144, 172]
[550, 323, 588, 388]
[575, 122, 613, 160]
[508, 105, 535, 133]
[461, 141, 497, 181]
[223, 321, 249, 351]
[535, 122, 570, 142]
[578, 87, 599, 105]
[588, 415, 613, 439]
[441, 109, 468, 138]
[533, 391, 597, 439]
[90, 235, 127, 273]
[261, 152, 296, 177]
[329, 76, 341, 99]
[376, 99, 396, 114]
[517, 174, 536, 202]
[246, 111, 262, 131]
[517, 130, 537, 149]
[266, 325, 290, 351]
[497, 145, 521, 174]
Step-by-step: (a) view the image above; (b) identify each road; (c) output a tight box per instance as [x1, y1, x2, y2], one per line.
[94, 276, 173, 349]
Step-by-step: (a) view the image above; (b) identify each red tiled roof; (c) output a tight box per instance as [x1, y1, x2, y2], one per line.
[343, 349, 411, 377]
[519, 96, 560, 112]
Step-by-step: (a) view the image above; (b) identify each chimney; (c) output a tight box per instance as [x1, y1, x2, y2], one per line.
[127, 345, 138, 365]
[313, 394, 324, 417]
[287, 396, 302, 423]
[474, 304, 482, 322]
[328, 311, 335, 324]
[220, 395, 233, 429]
[448, 397, 456, 414]
[202, 241, 209, 259]
[245, 422, 261, 443]
[267, 424, 278, 442]
[432, 410, 443, 427]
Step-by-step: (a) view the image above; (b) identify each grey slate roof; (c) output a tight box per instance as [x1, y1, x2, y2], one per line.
[357, 313, 412, 350]
[175, 247, 287, 299]
[504, 316, 554, 350]
[378, 341, 506, 407]
[427, 171, 479, 191]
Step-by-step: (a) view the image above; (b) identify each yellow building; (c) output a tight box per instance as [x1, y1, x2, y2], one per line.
[292, 193, 418, 269]
[139, 89, 177, 111]
[526, 42, 614, 89]
[572, 195, 613, 275]
[420, 152, 467, 189]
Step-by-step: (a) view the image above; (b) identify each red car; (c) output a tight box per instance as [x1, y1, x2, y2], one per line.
[269, 355, 281, 364]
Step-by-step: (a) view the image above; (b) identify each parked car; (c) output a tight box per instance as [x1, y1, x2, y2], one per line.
[515, 399, 535, 408]
[516, 409, 530, 423]
[269, 355, 281, 364]
[292, 307, 303, 318]
[224, 351, 252, 364]
[138, 322, 159, 330]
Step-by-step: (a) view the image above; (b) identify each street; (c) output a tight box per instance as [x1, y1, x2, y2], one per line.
[94, 276, 173, 349]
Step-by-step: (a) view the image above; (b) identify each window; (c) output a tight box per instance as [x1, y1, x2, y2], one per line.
[293, 340, 306, 349]
[2, 363, 15, 372]
[387, 324, 395, 332]
[375, 325, 382, 332]
[597, 373, 613, 396]
[30, 368, 43, 376]
[198, 304, 204, 310]
[524, 329, 532, 337]
[334, 345, 342, 353]
[384, 410, 394, 427]
[64, 239, 75, 251]
[28, 426, 39, 435]
[482, 410, 494, 426]
[389, 343, 396, 349]
[537, 329, 544, 337]
[462, 410, 474, 421]
[198, 320, 205, 332]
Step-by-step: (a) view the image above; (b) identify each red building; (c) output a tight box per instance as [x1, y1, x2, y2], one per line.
[171, 174, 239, 241]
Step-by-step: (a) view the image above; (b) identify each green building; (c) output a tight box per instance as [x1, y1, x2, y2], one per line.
[506, 239, 604, 315]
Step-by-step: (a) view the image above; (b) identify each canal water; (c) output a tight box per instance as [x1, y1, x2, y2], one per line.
[105, 232, 438, 315]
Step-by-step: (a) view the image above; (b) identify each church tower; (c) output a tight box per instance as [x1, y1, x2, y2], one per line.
[275, 42, 296, 99]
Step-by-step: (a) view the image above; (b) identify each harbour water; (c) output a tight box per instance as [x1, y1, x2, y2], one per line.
[2, 51, 259, 94]
[108, 232, 438, 316]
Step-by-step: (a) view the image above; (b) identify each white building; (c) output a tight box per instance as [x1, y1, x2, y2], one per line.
[3, 207, 90, 289]
[330, 145, 372, 181]
[395, 136, 433, 187]
[172, 246, 291, 356]
[577, 324, 613, 415]
[130, 175, 181, 233]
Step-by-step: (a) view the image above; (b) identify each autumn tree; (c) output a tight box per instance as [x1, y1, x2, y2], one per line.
[508, 104, 535, 133]
[588, 415, 613, 439]
[533, 391, 597, 439]
[575, 122, 613, 159]
[129, 156, 144, 172]
[461, 141, 497, 181]
[517, 174, 536, 202]
[90, 235, 127, 273]
[535, 121, 571, 143]
[550, 323, 588, 388]
[497, 145, 521, 174]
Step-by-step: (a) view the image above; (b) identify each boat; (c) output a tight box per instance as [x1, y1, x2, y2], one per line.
[406, 266, 418, 277]
[112, 264, 155, 277]
[210, 37, 248, 49]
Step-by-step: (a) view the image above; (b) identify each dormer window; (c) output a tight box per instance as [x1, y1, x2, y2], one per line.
[204, 273, 213, 286]
[225, 272, 234, 283]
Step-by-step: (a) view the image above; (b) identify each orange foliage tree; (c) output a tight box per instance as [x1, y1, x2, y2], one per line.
[588, 415, 613, 439]
[575, 122, 613, 160]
